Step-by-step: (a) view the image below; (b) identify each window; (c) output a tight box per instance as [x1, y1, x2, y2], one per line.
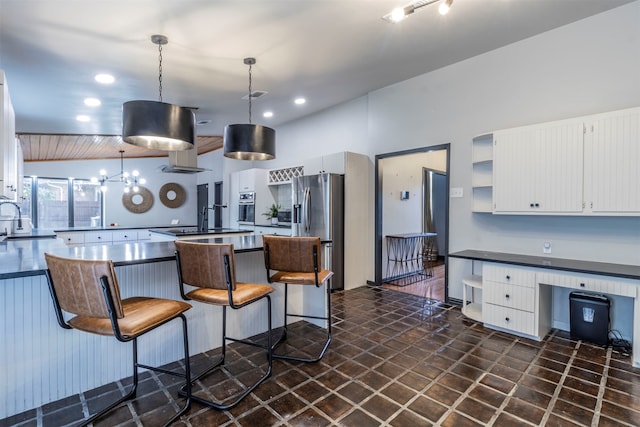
[20, 177, 103, 229]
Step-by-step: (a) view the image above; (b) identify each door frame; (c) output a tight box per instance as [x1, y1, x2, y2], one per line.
[374, 143, 451, 301]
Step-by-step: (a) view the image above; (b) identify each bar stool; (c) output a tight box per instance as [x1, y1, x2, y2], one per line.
[262, 235, 334, 362]
[174, 241, 274, 410]
[43, 253, 192, 427]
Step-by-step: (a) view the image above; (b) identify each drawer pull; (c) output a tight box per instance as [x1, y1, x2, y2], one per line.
[124, 235, 128, 238]
[580, 283, 585, 287]
[505, 317, 510, 322]
[98, 236, 101, 239]
[505, 275, 511, 280]
[505, 294, 510, 299]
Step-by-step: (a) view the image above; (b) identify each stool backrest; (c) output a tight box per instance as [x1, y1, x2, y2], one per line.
[44, 253, 124, 319]
[263, 235, 321, 273]
[174, 241, 236, 290]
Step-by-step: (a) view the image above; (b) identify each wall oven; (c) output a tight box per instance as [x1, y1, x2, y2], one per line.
[238, 191, 255, 224]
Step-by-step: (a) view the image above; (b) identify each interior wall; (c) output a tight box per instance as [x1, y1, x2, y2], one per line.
[24, 157, 198, 227]
[265, 2, 639, 301]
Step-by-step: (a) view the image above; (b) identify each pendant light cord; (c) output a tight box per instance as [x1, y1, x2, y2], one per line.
[248, 62, 253, 124]
[158, 43, 163, 102]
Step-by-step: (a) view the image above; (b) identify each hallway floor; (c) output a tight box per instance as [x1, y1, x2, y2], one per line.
[2, 286, 639, 426]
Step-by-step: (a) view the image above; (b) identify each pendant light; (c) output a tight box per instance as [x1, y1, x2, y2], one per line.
[91, 150, 147, 193]
[122, 34, 195, 151]
[223, 58, 276, 160]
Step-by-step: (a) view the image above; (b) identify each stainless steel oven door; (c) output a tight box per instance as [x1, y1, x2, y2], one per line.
[238, 204, 255, 223]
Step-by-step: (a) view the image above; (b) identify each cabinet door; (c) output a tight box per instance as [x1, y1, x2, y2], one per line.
[584, 107, 640, 213]
[493, 120, 583, 214]
[0, 74, 17, 200]
[493, 128, 537, 212]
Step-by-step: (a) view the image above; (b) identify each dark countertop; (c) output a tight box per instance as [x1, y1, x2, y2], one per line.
[0, 235, 267, 280]
[5, 229, 57, 240]
[449, 250, 640, 280]
[53, 225, 188, 232]
[149, 227, 253, 237]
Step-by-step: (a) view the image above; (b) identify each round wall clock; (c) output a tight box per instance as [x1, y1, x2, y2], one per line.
[159, 182, 186, 208]
[122, 187, 154, 214]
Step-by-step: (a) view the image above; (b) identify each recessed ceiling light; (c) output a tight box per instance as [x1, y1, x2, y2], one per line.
[197, 120, 211, 125]
[294, 97, 306, 105]
[76, 115, 90, 122]
[95, 73, 115, 84]
[263, 111, 274, 118]
[84, 97, 101, 107]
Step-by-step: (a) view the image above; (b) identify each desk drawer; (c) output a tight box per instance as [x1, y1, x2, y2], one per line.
[484, 304, 535, 336]
[537, 272, 636, 298]
[484, 282, 535, 312]
[483, 264, 535, 287]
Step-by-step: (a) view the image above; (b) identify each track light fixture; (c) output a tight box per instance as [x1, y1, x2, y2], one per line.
[383, 0, 453, 23]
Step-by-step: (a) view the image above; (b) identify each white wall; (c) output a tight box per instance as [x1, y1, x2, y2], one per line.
[25, 156, 199, 227]
[258, 3, 640, 296]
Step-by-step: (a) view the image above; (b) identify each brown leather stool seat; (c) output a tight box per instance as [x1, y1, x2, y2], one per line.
[174, 241, 274, 410]
[44, 253, 192, 427]
[262, 235, 333, 362]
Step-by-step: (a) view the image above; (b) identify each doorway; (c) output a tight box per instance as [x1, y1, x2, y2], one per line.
[213, 181, 223, 228]
[374, 144, 450, 302]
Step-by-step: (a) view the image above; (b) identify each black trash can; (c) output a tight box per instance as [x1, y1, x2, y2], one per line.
[569, 292, 610, 346]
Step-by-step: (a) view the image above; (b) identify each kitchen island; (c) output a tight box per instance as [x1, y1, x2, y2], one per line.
[0, 235, 327, 419]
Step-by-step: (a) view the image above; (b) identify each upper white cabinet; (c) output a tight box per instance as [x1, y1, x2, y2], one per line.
[493, 118, 584, 214]
[303, 152, 346, 175]
[583, 108, 640, 214]
[484, 107, 639, 216]
[237, 168, 267, 192]
[0, 70, 18, 201]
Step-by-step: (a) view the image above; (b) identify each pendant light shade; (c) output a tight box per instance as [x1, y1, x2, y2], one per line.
[123, 100, 195, 150]
[223, 124, 275, 160]
[223, 57, 276, 160]
[122, 35, 195, 151]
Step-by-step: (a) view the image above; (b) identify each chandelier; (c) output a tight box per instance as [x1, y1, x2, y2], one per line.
[91, 150, 147, 193]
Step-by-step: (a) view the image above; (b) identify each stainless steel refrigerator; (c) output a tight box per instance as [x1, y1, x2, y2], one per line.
[292, 173, 344, 290]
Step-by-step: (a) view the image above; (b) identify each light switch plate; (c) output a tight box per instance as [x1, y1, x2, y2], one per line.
[543, 242, 552, 254]
[450, 187, 463, 198]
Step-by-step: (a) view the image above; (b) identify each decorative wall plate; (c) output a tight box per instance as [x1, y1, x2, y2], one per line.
[159, 182, 186, 208]
[122, 187, 154, 213]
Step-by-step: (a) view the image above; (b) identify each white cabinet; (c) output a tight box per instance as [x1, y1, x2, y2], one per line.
[493, 118, 584, 214]
[0, 70, 18, 201]
[56, 232, 85, 246]
[482, 263, 551, 340]
[137, 229, 152, 240]
[583, 107, 640, 214]
[303, 152, 346, 175]
[84, 231, 113, 244]
[112, 230, 137, 242]
[236, 168, 268, 192]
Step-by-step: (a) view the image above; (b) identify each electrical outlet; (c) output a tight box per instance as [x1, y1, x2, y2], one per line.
[543, 242, 552, 254]
[450, 187, 463, 198]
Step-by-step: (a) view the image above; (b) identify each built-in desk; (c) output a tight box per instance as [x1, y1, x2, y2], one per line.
[450, 250, 640, 367]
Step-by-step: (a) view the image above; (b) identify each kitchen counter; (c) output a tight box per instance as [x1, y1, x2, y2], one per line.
[4, 228, 57, 240]
[53, 225, 187, 232]
[149, 227, 252, 238]
[0, 234, 267, 280]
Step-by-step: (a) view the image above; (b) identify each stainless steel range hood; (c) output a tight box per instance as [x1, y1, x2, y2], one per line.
[158, 150, 208, 174]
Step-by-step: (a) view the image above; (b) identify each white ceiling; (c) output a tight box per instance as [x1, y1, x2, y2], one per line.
[0, 0, 632, 138]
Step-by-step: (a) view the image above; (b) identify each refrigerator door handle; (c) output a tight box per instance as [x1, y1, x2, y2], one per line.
[303, 187, 311, 234]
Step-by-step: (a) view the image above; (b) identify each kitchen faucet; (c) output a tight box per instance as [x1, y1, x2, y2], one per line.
[0, 201, 23, 234]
